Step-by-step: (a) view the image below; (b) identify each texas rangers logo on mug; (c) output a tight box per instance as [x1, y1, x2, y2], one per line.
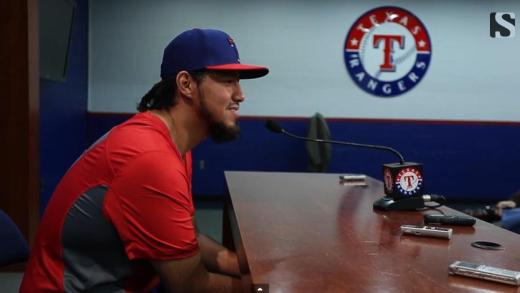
[344, 6, 432, 97]
[395, 167, 423, 196]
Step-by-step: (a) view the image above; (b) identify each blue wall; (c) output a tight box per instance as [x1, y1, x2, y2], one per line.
[87, 114, 520, 202]
[40, 0, 88, 214]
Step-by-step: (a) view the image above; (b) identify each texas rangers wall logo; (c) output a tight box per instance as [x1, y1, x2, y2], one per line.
[395, 167, 423, 196]
[344, 6, 431, 97]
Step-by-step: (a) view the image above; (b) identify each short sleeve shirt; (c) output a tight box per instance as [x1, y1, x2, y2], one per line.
[21, 112, 198, 292]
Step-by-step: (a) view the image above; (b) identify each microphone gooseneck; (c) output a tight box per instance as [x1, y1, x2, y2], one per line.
[265, 119, 283, 133]
[264, 119, 405, 164]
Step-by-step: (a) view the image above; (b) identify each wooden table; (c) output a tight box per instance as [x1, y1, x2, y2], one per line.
[224, 171, 520, 292]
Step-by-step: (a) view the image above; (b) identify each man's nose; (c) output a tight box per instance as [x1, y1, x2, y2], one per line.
[234, 83, 245, 102]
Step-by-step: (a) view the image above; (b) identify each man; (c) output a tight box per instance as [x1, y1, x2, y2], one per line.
[495, 191, 520, 216]
[463, 190, 520, 233]
[21, 28, 268, 292]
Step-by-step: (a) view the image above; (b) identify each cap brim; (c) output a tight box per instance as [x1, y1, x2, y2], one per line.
[205, 64, 269, 79]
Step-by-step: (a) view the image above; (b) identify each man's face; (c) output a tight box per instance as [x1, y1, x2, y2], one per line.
[196, 71, 245, 143]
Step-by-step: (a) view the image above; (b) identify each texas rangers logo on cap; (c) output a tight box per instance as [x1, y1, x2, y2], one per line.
[344, 6, 431, 97]
[395, 167, 423, 196]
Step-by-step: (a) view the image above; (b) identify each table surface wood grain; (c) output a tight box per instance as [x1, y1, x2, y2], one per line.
[225, 171, 520, 292]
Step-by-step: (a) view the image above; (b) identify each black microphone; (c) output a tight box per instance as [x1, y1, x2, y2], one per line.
[265, 119, 405, 164]
[265, 120, 284, 134]
[265, 119, 430, 211]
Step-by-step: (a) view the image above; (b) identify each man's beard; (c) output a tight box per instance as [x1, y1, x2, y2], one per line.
[199, 91, 240, 143]
[207, 121, 240, 143]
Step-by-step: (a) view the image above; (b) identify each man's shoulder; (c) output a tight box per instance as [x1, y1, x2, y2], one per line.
[103, 113, 182, 174]
[109, 113, 171, 152]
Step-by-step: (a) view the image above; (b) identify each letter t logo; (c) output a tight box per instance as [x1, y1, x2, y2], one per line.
[373, 35, 404, 71]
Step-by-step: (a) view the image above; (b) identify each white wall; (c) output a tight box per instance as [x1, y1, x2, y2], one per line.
[89, 0, 520, 121]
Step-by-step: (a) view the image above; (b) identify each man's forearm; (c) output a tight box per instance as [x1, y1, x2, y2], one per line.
[152, 253, 241, 293]
[198, 234, 240, 277]
[203, 271, 241, 292]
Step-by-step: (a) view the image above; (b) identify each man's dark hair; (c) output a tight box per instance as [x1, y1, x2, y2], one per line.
[137, 71, 205, 112]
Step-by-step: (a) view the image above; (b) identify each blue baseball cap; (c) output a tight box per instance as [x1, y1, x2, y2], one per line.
[160, 28, 269, 80]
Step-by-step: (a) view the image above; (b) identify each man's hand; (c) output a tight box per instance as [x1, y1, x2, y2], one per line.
[198, 234, 240, 277]
[495, 200, 517, 216]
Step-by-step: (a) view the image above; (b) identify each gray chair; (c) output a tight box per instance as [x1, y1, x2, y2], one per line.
[306, 112, 332, 173]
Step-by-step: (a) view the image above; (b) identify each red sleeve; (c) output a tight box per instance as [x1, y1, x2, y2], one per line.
[104, 151, 198, 261]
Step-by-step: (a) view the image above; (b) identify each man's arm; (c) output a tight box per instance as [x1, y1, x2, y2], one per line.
[198, 233, 240, 277]
[495, 190, 520, 216]
[151, 252, 240, 292]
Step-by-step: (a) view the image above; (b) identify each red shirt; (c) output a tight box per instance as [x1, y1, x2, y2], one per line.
[21, 112, 199, 292]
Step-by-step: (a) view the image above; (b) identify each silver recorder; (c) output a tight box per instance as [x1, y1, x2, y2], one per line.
[449, 261, 520, 286]
[400, 224, 452, 239]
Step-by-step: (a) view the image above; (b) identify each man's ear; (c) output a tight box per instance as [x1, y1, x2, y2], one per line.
[176, 71, 196, 99]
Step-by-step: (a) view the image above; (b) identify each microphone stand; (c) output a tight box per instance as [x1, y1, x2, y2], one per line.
[279, 129, 406, 164]
[266, 120, 427, 211]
